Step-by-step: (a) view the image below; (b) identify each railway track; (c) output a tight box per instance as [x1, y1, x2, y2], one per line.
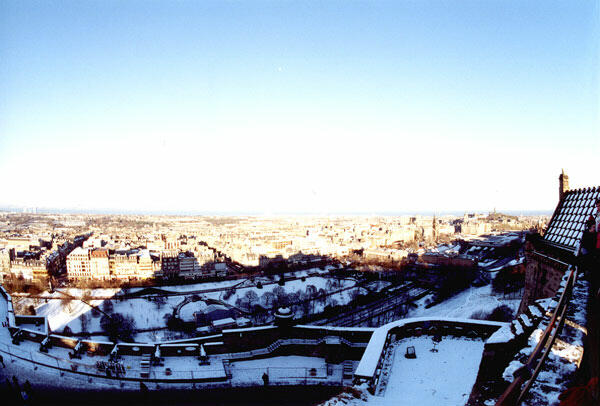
[311, 284, 430, 327]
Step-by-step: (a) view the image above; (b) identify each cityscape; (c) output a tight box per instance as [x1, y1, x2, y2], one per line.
[0, 174, 597, 406]
[1, 1, 598, 406]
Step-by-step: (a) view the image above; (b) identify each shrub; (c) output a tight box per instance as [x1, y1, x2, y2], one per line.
[101, 300, 113, 313]
[100, 313, 136, 342]
[222, 289, 235, 301]
[492, 268, 525, 294]
[164, 314, 184, 331]
[487, 305, 514, 322]
[343, 386, 365, 399]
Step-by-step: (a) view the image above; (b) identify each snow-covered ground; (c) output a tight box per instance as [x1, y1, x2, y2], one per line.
[407, 284, 521, 320]
[151, 279, 242, 293]
[317, 283, 521, 406]
[28, 274, 357, 340]
[485, 257, 524, 272]
[0, 288, 351, 393]
[371, 336, 485, 406]
[208, 275, 355, 304]
[322, 336, 487, 406]
[36, 294, 180, 335]
[125, 267, 331, 295]
[230, 355, 342, 386]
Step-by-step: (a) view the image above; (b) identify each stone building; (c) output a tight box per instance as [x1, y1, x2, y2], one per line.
[160, 251, 180, 279]
[136, 249, 156, 279]
[518, 172, 599, 314]
[67, 246, 159, 282]
[9, 257, 47, 283]
[89, 248, 110, 281]
[66, 247, 92, 280]
[110, 251, 138, 281]
[162, 234, 180, 250]
[0, 249, 11, 282]
[178, 252, 202, 279]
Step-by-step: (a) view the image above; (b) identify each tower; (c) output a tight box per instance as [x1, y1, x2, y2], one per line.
[559, 169, 570, 201]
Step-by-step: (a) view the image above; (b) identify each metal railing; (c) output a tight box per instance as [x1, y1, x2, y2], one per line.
[495, 265, 577, 405]
[0, 341, 345, 387]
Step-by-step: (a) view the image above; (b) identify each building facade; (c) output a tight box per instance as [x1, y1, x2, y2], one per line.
[66, 247, 92, 280]
[518, 172, 599, 314]
[89, 248, 110, 280]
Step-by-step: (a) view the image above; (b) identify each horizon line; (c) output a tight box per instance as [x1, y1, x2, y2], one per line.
[0, 206, 553, 217]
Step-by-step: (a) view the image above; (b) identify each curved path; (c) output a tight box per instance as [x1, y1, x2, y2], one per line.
[172, 295, 252, 319]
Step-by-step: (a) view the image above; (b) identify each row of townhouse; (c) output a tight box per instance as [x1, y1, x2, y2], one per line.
[66, 247, 229, 282]
[66, 247, 159, 281]
[0, 242, 79, 284]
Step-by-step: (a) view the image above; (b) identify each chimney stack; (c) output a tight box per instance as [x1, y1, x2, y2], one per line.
[559, 169, 570, 201]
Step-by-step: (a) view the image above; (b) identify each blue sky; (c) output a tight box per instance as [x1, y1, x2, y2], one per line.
[0, 0, 598, 214]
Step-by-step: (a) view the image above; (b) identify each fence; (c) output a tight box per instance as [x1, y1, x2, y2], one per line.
[229, 366, 344, 387]
[0, 341, 345, 388]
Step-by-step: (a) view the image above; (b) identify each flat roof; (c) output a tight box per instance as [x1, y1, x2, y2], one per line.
[355, 317, 506, 379]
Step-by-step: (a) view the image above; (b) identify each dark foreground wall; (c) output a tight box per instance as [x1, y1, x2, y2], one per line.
[0, 381, 341, 406]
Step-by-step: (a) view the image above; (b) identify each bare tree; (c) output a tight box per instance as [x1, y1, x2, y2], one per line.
[154, 295, 167, 309]
[242, 290, 259, 311]
[349, 288, 360, 303]
[305, 284, 317, 314]
[100, 313, 136, 342]
[81, 289, 93, 303]
[80, 312, 89, 334]
[316, 288, 327, 306]
[102, 300, 113, 313]
[327, 295, 338, 308]
[260, 291, 276, 308]
[60, 296, 74, 313]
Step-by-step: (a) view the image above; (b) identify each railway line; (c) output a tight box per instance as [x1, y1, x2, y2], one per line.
[311, 283, 431, 328]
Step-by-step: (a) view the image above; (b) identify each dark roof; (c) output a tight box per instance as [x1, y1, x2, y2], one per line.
[543, 186, 600, 253]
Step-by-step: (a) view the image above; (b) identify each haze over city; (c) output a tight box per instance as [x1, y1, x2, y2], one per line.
[1, 0, 598, 214]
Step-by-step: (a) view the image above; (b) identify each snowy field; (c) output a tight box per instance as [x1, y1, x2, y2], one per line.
[407, 284, 521, 320]
[153, 279, 242, 293]
[372, 336, 485, 406]
[29, 272, 357, 341]
[36, 294, 180, 335]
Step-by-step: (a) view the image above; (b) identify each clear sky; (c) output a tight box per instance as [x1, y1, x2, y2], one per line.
[0, 0, 598, 214]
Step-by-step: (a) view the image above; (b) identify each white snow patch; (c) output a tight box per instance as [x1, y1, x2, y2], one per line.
[512, 320, 524, 336]
[486, 324, 515, 344]
[528, 305, 542, 319]
[407, 285, 520, 320]
[519, 314, 532, 328]
[369, 336, 485, 406]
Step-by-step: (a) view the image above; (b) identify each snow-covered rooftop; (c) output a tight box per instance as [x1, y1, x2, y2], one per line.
[543, 186, 599, 253]
[355, 317, 506, 379]
[369, 336, 485, 405]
